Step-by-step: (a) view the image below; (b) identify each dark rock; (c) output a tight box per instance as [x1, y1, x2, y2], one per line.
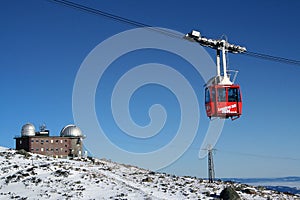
[242, 188, 256, 194]
[189, 188, 197, 193]
[220, 187, 241, 200]
[142, 176, 153, 183]
[39, 164, 50, 168]
[53, 169, 69, 177]
[16, 149, 31, 158]
[148, 171, 155, 175]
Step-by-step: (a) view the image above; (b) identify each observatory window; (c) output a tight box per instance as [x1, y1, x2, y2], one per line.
[19, 140, 22, 144]
[65, 139, 67, 142]
[60, 140, 63, 143]
[31, 148, 34, 151]
[41, 140, 44, 143]
[46, 140, 48, 143]
[36, 148, 39, 151]
[56, 148, 59, 152]
[41, 148, 44, 152]
[31, 140, 34, 143]
[56, 140, 59, 143]
[36, 140, 39, 142]
[51, 140, 53, 143]
[77, 138, 81, 145]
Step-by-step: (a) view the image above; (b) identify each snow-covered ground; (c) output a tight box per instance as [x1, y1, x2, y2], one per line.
[0, 146, 298, 200]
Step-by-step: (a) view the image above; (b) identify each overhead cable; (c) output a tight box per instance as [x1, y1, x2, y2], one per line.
[48, 0, 300, 66]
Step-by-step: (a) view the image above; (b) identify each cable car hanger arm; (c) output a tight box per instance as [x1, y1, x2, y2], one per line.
[184, 30, 247, 54]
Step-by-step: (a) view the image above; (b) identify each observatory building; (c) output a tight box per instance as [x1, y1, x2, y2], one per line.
[14, 123, 85, 158]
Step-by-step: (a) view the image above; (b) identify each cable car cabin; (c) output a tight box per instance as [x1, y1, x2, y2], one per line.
[205, 85, 242, 120]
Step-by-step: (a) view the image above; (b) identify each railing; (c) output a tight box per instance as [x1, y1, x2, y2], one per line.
[227, 70, 239, 84]
[204, 70, 239, 87]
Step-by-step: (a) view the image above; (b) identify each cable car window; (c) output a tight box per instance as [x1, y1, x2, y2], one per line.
[237, 89, 241, 102]
[217, 88, 226, 102]
[228, 88, 238, 102]
[205, 88, 210, 103]
[211, 88, 216, 102]
[228, 88, 242, 102]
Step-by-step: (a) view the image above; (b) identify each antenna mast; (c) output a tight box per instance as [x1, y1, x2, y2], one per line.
[208, 147, 215, 183]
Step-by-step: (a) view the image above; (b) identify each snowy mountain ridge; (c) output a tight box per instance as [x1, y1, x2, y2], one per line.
[0, 146, 299, 200]
[223, 177, 300, 195]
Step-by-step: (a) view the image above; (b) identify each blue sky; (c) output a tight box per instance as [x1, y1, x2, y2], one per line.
[1, 0, 300, 178]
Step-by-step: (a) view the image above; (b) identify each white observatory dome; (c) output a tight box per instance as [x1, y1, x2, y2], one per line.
[60, 124, 83, 137]
[21, 123, 36, 137]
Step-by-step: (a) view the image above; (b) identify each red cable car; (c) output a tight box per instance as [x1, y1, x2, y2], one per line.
[202, 45, 243, 120]
[185, 30, 246, 120]
[205, 84, 242, 120]
[203, 46, 243, 120]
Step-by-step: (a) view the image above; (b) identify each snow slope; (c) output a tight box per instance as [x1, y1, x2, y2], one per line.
[0, 147, 298, 200]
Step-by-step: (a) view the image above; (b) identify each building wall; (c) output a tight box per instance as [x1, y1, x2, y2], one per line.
[15, 137, 30, 152]
[70, 138, 83, 157]
[15, 136, 83, 158]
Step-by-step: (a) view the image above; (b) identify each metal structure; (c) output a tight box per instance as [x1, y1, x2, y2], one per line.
[208, 148, 215, 183]
[60, 124, 83, 137]
[184, 30, 246, 120]
[21, 123, 36, 137]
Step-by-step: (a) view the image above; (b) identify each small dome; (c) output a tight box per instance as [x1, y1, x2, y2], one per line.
[60, 124, 83, 137]
[21, 123, 36, 137]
